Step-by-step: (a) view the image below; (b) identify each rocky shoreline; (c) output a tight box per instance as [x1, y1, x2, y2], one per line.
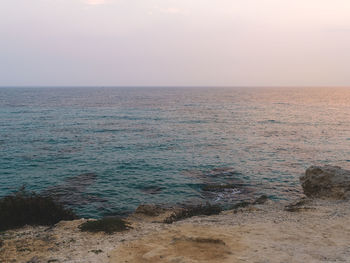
[1, 166, 350, 263]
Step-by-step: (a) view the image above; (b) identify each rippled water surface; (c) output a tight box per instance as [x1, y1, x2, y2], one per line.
[1, 87, 350, 217]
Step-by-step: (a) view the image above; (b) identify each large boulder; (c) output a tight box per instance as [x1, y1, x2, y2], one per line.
[300, 165, 350, 199]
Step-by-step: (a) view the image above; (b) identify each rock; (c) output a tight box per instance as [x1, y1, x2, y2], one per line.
[134, 204, 165, 217]
[231, 201, 251, 212]
[163, 204, 222, 224]
[89, 249, 103, 254]
[300, 166, 350, 199]
[253, 195, 269, 205]
[284, 198, 312, 212]
[26, 256, 40, 263]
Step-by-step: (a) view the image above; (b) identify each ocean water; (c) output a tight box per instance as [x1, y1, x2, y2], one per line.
[1, 87, 350, 218]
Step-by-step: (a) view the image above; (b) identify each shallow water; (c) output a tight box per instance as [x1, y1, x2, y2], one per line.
[1, 87, 350, 217]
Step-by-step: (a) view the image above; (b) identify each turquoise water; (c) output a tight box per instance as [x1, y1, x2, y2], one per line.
[1, 87, 350, 218]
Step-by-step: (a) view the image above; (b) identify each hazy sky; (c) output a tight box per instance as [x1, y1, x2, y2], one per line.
[1, 0, 350, 86]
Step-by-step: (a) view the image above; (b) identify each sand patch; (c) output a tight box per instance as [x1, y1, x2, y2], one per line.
[109, 224, 245, 263]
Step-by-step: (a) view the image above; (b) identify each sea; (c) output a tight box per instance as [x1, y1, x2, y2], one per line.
[1, 87, 350, 218]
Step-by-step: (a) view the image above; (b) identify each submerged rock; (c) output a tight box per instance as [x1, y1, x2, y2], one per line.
[140, 186, 163, 195]
[201, 184, 240, 192]
[183, 167, 241, 184]
[300, 166, 350, 199]
[41, 173, 107, 207]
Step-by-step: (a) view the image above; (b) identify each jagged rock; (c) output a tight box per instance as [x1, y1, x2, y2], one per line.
[163, 204, 222, 224]
[253, 195, 269, 205]
[134, 204, 165, 217]
[284, 198, 313, 212]
[300, 166, 350, 199]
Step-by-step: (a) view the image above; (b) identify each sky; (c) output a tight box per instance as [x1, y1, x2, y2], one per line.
[0, 0, 350, 87]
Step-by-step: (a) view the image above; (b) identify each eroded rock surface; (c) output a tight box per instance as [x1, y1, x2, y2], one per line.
[135, 204, 166, 217]
[301, 166, 350, 199]
[1, 199, 350, 263]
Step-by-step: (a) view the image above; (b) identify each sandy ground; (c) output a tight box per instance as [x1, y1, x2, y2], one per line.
[1, 199, 350, 263]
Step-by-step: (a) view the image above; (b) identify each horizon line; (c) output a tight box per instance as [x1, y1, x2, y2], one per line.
[1, 85, 350, 89]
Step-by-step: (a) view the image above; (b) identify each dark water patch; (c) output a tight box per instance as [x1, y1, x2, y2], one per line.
[183, 167, 241, 184]
[263, 181, 303, 199]
[140, 186, 163, 195]
[178, 119, 209, 124]
[183, 167, 255, 205]
[57, 146, 82, 154]
[258, 119, 283, 124]
[206, 167, 242, 177]
[41, 173, 107, 208]
[94, 128, 147, 133]
[102, 207, 135, 218]
[201, 184, 242, 192]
